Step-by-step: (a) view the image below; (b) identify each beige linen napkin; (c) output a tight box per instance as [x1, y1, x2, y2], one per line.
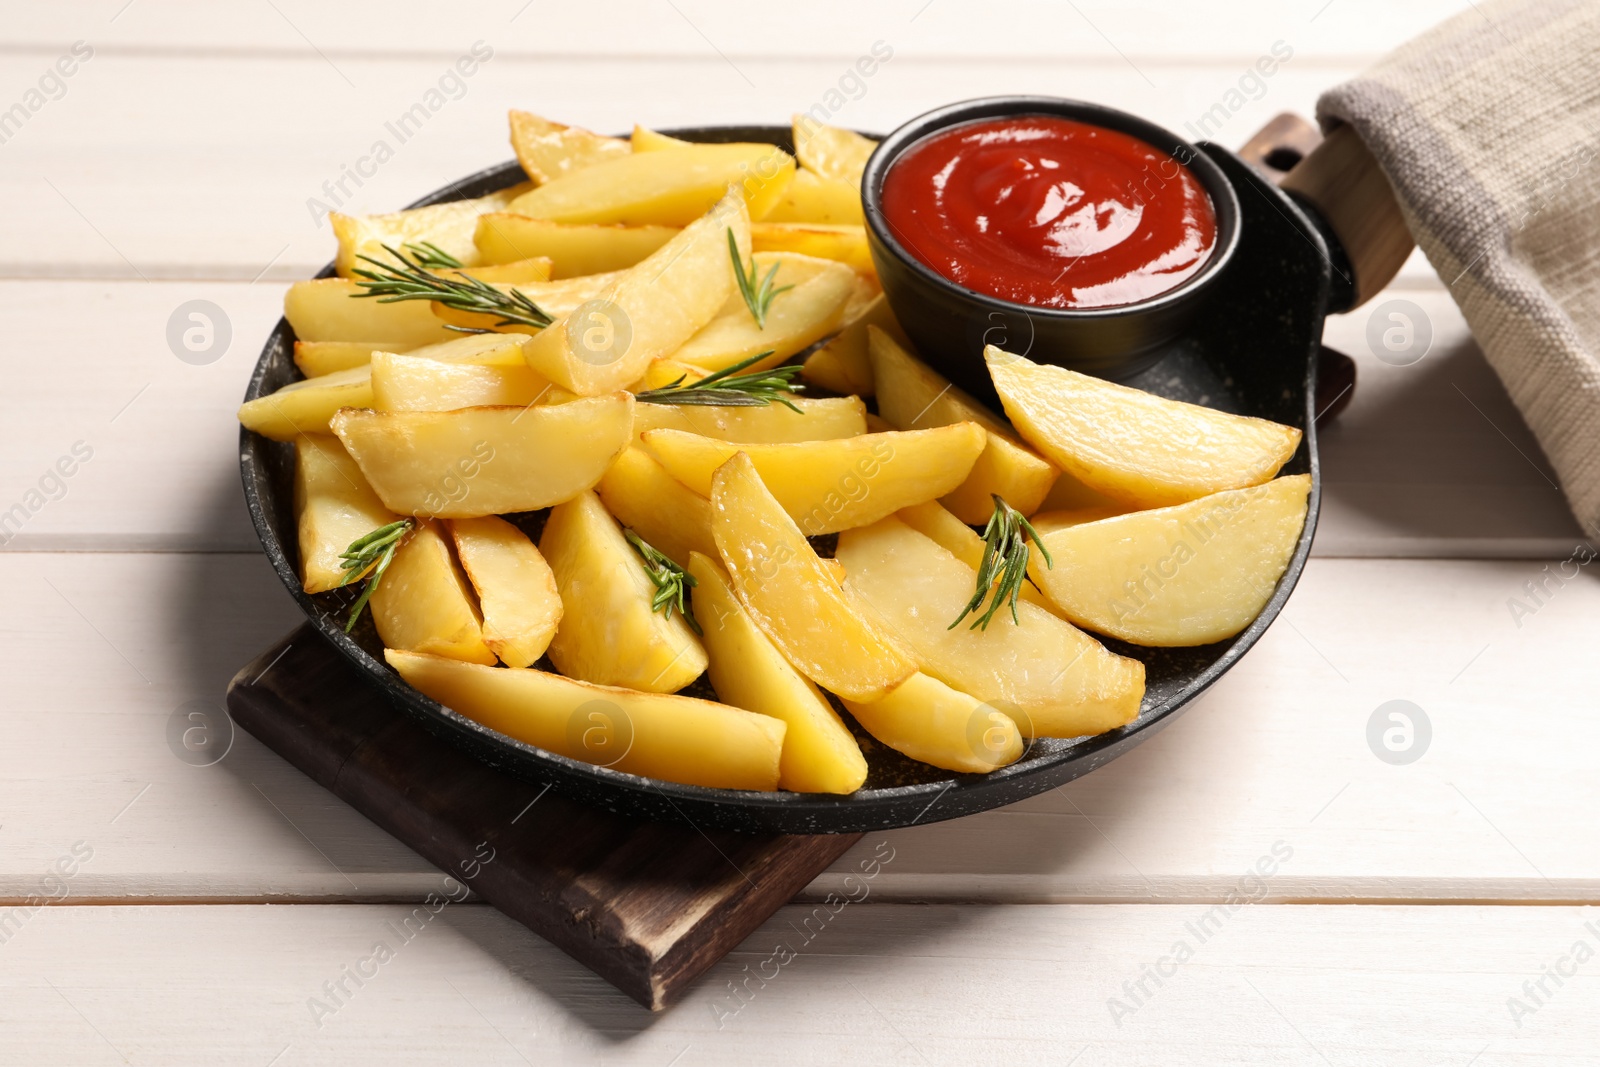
[1317, 0, 1600, 536]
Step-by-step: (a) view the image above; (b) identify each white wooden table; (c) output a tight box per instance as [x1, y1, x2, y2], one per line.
[5, 2, 1596, 1062]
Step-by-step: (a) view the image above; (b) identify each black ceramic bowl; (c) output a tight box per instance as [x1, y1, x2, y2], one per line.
[862, 96, 1242, 399]
[242, 123, 1324, 835]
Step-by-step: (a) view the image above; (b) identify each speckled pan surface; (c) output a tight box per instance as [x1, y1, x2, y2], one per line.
[239, 125, 1326, 834]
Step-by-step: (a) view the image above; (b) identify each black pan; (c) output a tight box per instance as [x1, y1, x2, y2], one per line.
[240, 124, 1332, 834]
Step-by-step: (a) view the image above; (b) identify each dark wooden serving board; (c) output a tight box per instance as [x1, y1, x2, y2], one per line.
[226, 624, 861, 1011]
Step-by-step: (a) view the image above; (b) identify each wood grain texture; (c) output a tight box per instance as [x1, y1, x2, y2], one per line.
[1282, 125, 1417, 307]
[226, 626, 860, 1010]
[0, 902, 1594, 1062]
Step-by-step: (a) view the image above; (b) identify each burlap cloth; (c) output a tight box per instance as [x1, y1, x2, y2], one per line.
[1317, 0, 1600, 537]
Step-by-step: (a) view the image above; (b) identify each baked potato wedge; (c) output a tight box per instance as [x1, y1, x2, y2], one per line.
[841, 672, 1023, 775]
[387, 649, 784, 791]
[835, 516, 1145, 738]
[509, 110, 630, 184]
[284, 278, 457, 346]
[987, 347, 1302, 509]
[329, 185, 527, 278]
[293, 435, 398, 594]
[508, 141, 794, 225]
[330, 394, 633, 518]
[520, 192, 749, 394]
[869, 328, 1057, 520]
[540, 490, 707, 693]
[473, 213, 679, 277]
[644, 423, 985, 535]
[689, 552, 867, 794]
[671, 252, 858, 372]
[369, 520, 496, 665]
[238, 366, 373, 441]
[447, 516, 562, 668]
[711, 452, 917, 702]
[595, 446, 718, 570]
[1029, 475, 1311, 646]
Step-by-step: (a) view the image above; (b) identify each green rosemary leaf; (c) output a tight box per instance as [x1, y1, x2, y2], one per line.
[401, 240, 464, 270]
[625, 529, 701, 634]
[352, 243, 552, 332]
[336, 518, 416, 632]
[728, 228, 795, 329]
[634, 350, 804, 411]
[947, 496, 1054, 631]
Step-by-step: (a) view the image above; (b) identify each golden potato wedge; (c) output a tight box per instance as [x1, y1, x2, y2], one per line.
[329, 186, 527, 278]
[447, 516, 562, 668]
[644, 423, 985, 535]
[370, 351, 554, 412]
[631, 125, 692, 152]
[387, 649, 784, 790]
[763, 167, 865, 225]
[521, 192, 748, 395]
[630, 358, 711, 391]
[1029, 505, 1131, 536]
[508, 142, 794, 225]
[800, 291, 905, 397]
[895, 500, 1055, 614]
[1036, 468, 1132, 515]
[836, 516, 1145, 738]
[369, 520, 497, 665]
[1029, 475, 1310, 646]
[752, 222, 872, 274]
[330, 394, 633, 518]
[633, 395, 867, 444]
[841, 672, 1023, 774]
[792, 116, 878, 185]
[238, 366, 372, 441]
[509, 110, 630, 184]
[473, 213, 679, 277]
[293, 436, 399, 594]
[711, 452, 917, 702]
[401, 332, 531, 368]
[540, 490, 707, 693]
[689, 553, 868, 793]
[295, 340, 412, 378]
[671, 252, 858, 372]
[446, 258, 553, 284]
[869, 328, 1057, 520]
[284, 278, 457, 346]
[987, 347, 1303, 508]
[595, 446, 718, 569]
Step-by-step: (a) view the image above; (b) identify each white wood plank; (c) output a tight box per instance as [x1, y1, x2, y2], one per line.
[1317, 290, 1587, 556]
[4, 552, 1598, 903]
[9, 1, 1477, 60]
[0, 902, 1592, 1063]
[0, 49, 1367, 280]
[0, 278, 1577, 556]
[0, 280, 279, 552]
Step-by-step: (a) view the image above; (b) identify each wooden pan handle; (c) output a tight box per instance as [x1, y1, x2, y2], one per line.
[1237, 114, 1415, 310]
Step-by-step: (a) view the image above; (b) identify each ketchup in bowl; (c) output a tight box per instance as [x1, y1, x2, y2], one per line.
[879, 115, 1217, 310]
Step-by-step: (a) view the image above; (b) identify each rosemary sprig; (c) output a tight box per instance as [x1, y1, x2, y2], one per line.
[634, 350, 804, 411]
[948, 496, 1054, 631]
[401, 240, 464, 270]
[728, 229, 793, 329]
[352, 243, 552, 332]
[625, 529, 701, 634]
[336, 518, 416, 632]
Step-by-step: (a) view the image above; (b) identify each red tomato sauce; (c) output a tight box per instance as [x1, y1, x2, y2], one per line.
[879, 115, 1217, 309]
